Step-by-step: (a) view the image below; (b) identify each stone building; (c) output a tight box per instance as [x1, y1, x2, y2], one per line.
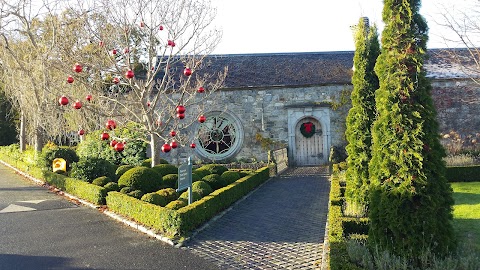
[178, 50, 479, 166]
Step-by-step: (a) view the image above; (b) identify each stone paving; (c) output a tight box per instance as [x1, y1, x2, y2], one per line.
[184, 166, 331, 269]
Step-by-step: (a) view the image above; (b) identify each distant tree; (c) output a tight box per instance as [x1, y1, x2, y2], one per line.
[368, 0, 456, 260]
[345, 17, 380, 207]
[0, 85, 18, 146]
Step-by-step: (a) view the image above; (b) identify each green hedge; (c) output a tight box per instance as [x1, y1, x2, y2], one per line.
[43, 171, 107, 205]
[446, 165, 480, 182]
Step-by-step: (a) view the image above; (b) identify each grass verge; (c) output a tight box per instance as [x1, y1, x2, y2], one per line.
[451, 182, 480, 252]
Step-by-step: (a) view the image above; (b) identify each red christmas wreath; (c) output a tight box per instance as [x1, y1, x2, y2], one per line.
[300, 122, 315, 138]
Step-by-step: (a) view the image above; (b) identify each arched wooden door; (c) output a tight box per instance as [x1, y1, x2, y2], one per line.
[294, 118, 323, 166]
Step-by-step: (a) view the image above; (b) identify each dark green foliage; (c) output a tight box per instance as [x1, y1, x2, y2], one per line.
[76, 123, 147, 166]
[192, 168, 210, 178]
[165, 199, 187, 210]
[191, 172, 201, 183]
[197, 164, 228, 175]
[38, 145, 79, 171]
[202, 174, 224, 190]
[92, 176, 112, 186]
[120, 186, 132, 194]
[220, 171, 241, 185]
[156, 188, 178, 201]
[191, 181, 213, 197]
[141, 158, 169, 167]
[115, 165, 134, 179]
[345, 17, 380, 206]
[179, 190, 202, 202]
[329, 146, 347, 164]
[104, 182, 120, 192]
[151, 164, 177, 178]
[117, 166, 162, 193]
[368, 0, 456, 259]
[0, 91, 17, 146]
[141, 192, 174, 207]
[128, 189, 144, 199]
[162, 174, 178, 188]
[445, 165, 480, 182]
[70, 157, 116, 182]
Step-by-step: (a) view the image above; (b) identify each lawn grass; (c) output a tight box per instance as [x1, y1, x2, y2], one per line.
[451, 182, 480, 251]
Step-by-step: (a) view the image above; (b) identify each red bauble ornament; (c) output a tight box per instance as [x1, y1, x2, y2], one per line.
[67, 75, 74, 84]
[59, 96, 69, 106]
[125, 69, 134, 79]
[124, 47, 130, 54]
[170, 130, 176, 137]
[197, 86, 205, 93]
[73, 100, 82, 109]
[183, 68, 192, 76]
[147, 101, 151, 107]
[110, 140, 118, 147]
[190, 143, 196, 148]
[99, 41, 104, 47]
[73, 63, 83, 73]
[86, 94, 92, 102]
[170, 140, 178, 149]
[113, 77, 120, 84]
[176, 105, 186, 114]
[159, 25, 164, 31]
[78, 129, 85, 136]
[177, 113, 185, 119]
[140, 22, 145, 28]
[101, 132, 110, 140]
[161, 143, 171, 153]
[198, 115, 206, 123]
[112, 49, 117, 55]
[167, 40, 175, 47]
[114, 142, 124, 152]
[106, 119, 117, 130]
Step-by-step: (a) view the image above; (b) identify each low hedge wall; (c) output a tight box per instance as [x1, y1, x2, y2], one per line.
[446, 165, 480, 182]
[105, 166, 272, 238]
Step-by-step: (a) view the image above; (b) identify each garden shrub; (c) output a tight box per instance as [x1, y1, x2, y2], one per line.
[38, 145, 79, 171]
[445, 165, 480, 182]
[120, 186, 132, 194]
[202, 174, 224, 190]
[162, 174, 178, 188]
[115, 165, 134, 179]
[141, 158, 169, 167]
[43, 172, 107, 205]
[191, 172, 201, 183]
[193, 168, 210, 178]
[92, 176, 112, 187]
[179, 190, 202, 202]
[192, 181, 213, 197]
[156, 188, 178, 202]
[128, 189, 144, 199]
[220, 171, 240, 185]
[151, 164, 177, 177]
[141, 192, 164, 206]
[142, 188, 177, 207]
[165, 199, 187, 210]
[104, 182, 120, 192]
[197, 164, 228, 175]
[70, 157, 116, 182]
[117, 166, 162, 193]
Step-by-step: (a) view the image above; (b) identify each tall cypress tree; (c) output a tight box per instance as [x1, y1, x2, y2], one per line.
[368, 0, 456, 259]
[345, 17, 380, 207]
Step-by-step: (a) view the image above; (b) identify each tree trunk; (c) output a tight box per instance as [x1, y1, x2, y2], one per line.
[33, 125, 43, 152]
[150, 133, 161, 167]
[19, 111, 26, 152]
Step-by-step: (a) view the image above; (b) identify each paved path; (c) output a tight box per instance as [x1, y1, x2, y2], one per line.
[184, 166, 331, 269]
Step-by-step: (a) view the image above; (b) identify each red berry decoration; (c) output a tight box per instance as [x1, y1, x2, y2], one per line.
[113, 77, 120, 84]
[78, 129, 85, 136]
[110, 140, 117, 147]
[140, 22, 145, 28]
[159, 25, 164, 31]
[170, 130, 176, 137]
[124, 47, 130, 54]
[125, 69, 134, 79]
[112, 49, 117, 55]
[99, 41, 104, 47]
[86, 94, 92, 102]
[73, 100, 82, 109]
[161, 143, 171, 153]
[167, 40, 175, 47]
[114, 142, 124, 152]
[170, 140, 178, 149]
[183, 68, 192, 76]
[177, 113, 185, 119]
[67, 75, 74, 84]
[73, 63, 83, 73]
[190, 143, 196, 148]
[106, 119, 117, 130]
[101, 132, 110, 140]
[197, 86, 205, 93]
[176, 105, 186, 114]
[59, 96, 69, 106]
[198, 115, 206, 123]
[147, 101, 151, 107]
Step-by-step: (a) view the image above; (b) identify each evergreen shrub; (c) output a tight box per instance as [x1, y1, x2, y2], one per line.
[104, 182, 120, 192]
[162, 174, 178, 188]
[220, 171, 240, 185]
[192, 168, 210, 178]
[197, 164, 228, 175]
[120, 186, 132, 194]
[117, 167, 162, 193]
[192, 181, 213, 197]
[151, 164, 177, 177]
[445, 165, 480, 182]
[191, 172, 201, 183]
[128, 190, 144, 199]
[165, 199, 187, 210]
[141, 158, 169, 167]
[156, 188, 178, 201]
[202, 174, 224, 190]
[38, 145, 79, 171]
[92, 176, 112, 186]
[70, 157, 116, 182]
[115, 165, 134, 179]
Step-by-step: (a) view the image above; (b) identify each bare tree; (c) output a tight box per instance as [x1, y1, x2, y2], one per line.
[60, 0, 227, 166]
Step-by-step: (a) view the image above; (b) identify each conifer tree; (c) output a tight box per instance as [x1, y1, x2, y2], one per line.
[368, 0, 456, 259]
[345, 17, 380, 207]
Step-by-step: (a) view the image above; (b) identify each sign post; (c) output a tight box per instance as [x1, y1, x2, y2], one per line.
[176, 157, 193, 204]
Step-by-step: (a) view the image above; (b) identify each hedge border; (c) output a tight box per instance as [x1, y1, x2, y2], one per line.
[446, 165, 480, 182]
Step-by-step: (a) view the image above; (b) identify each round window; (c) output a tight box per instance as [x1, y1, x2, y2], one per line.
[195, 111, 244, 161]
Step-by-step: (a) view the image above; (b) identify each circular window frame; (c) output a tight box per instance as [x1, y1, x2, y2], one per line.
[194, 110, 244, 161]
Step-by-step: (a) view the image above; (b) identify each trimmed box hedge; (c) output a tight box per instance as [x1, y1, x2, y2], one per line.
[446, 165, 480, 182]
[105, 166, 272, 238]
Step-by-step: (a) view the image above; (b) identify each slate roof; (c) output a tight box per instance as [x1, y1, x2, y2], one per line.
[198, 48, 476, 89]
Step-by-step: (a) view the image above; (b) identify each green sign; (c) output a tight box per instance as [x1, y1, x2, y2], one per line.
[177, 163, 192, 192]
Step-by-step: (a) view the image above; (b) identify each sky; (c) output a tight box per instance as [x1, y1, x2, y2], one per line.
[210, 0, 471, 55]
